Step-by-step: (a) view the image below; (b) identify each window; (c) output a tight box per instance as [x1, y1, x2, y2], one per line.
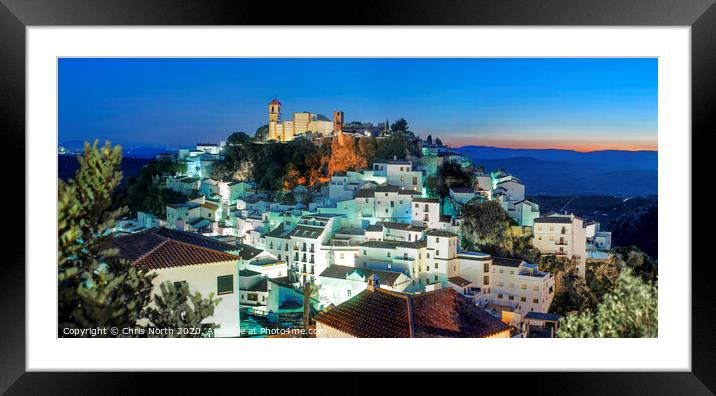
[217, 275, 233, 295]
[427, 266, 430, 271]
[412, 177, 418, 185]
[483, 276, 489, 285]
[347, 290, 352, 297]
[483, 263, 489, 272]
[247, 292, 258, 301]
[340, 253, 345, 260]
[497, 282, 504, 287]
[436, 250, 440, 256]
[520, 284, 527, 289]
[404, 253, 408, 260]
[497, 294, 503, 299]
[533, 285, 540, 291]
[434, 275, 438, 282]
[400, 176, 405, 182]
[520, 297, 527, 302]
[508, 295, 514, 301]
[415, 203, 419, 208]
[387, 252, 391, 258]
[435, 263, 439, 269]
[533, 298, 539, 304]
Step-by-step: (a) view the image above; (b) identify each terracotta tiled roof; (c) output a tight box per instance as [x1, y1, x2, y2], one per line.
[316, 288, 412, 337]
[318, 265, 405, 287]
[133, 239, 239, 270]
[448, 276, 473, 288]
[269, 98, 281, 105]
[104, 228, 240, 270]
[316, 288, 510, 338]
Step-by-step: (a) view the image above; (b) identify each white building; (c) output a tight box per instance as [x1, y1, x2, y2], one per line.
[317, 265, 411, 307]
[509, 199, 541, 227]
[533, 214, 587, 277]
[371, 159, 423, 192]
[106, 228, 242, 337]
[287, 214, 343, 285]
[489, 257, 555, 315]
[411, 197, 441, 228]
[196, 141, 226, 155]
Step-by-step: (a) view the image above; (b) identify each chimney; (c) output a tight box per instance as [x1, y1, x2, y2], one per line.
[366, 274, 380, 292]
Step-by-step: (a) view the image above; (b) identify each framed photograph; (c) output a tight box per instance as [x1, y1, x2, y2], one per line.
[2, 0, 712, 393]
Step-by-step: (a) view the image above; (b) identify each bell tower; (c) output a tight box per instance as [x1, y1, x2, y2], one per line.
[268, 98, 281, 123]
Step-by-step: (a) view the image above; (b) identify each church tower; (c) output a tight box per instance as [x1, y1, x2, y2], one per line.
[269, 98, 281, 123]
[268, 98, 282, 141]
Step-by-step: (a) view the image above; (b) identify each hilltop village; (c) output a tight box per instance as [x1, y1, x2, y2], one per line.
[109, 99, 614, 338]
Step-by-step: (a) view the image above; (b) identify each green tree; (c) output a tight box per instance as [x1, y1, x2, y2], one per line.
[255, 124, 269, 141]
[145, 282, 220, 337]
[460, 200, 512, 254]
[557, 267, 658, 337]
[425, 160, 474, 199]
[435, 137, 443, 146]
[375, 131, 410, 160]
[426, 134, 433, 146]
[59, 140, 219, 337]
[548, 259, 597, 316]
[113, 157, 188, 217]
[390, 118, 409, 133]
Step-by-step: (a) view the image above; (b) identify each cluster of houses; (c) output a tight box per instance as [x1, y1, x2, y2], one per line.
[110, 103, 611, 338]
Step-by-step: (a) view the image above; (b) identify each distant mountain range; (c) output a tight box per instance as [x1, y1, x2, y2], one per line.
[60, 140, 178, 159]
[456, 145, 657, 196]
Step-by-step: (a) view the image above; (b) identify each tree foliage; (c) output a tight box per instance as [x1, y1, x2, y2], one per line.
[557, 267, 658, 338]
[545, 257, 598, 315]
[375, 131, 410, 160]
[58, 141, 219, 337]
[425, 160, 474, 199]
[390, 118, 409, 133]
[145, 282, 220, 337]
[112, 157, 188, 217]
[460, 200, 513, 255]
[254, 124, 269, 141]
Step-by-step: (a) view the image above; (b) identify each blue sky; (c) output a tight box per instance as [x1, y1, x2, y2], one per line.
[58, 58, 657, 151]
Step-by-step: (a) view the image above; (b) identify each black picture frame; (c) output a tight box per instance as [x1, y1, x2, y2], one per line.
[1, 0, 712, 394]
